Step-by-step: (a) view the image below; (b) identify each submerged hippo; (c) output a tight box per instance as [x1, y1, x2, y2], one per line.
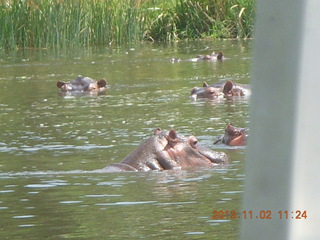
[214, 124, 248, 146]
[202, 51, 223, 61]
[190, 80, 250, 100]
[57, 76, 107, 93]
[170, 51, 223, 63]
[191, 51, 224, 61]
[100, 128, 228, 172]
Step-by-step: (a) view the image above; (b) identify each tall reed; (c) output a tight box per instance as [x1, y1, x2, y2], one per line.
[0, 0, 254, 50]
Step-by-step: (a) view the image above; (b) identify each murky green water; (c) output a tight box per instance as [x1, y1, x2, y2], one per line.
[0, 40, 251, 239]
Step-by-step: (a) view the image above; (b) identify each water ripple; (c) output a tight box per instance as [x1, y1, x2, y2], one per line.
[95, 201, 157, 206]
[25, 184, 57, 188]
[59, 201, 83, 204]
[13, 215, 35, 219]
[85, 194, 122, 198]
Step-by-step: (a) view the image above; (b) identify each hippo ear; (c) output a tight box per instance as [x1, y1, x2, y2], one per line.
[57, 81, 65, 88]
[223, 80, 234, 94]
[98, 79, 107, 88]
[217, 51, 223, 60]
[153, 128, 162, 135]
[226, 123, 234, 128]
[168, 129, 178, 140]
[203, 81, 209, 87]
[167, 129, 179, 147]
[225, 123, 232, 133]
[226, 123, 239, 135]
[226, 123, 234, 130]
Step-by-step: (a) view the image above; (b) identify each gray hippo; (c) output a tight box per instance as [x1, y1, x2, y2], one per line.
[99, 128, 228, 172]
[190, 80, 250, 100]
[214, 124, 248, 146]
[57, 76, 107, 93]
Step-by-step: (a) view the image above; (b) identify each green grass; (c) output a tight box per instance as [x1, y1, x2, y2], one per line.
[0, 0, 254, 50]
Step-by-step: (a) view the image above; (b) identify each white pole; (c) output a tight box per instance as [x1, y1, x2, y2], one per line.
[289, 0, 320, 238]
[241, 0, 320, 239]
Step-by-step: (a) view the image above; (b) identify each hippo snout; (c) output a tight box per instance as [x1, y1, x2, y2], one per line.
[198, 147, 229, 164]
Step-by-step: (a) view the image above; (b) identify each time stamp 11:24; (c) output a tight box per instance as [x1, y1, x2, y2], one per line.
[212, 210, 307, 220]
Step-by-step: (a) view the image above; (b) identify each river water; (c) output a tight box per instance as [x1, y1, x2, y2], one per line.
[0, 40, 252, 239]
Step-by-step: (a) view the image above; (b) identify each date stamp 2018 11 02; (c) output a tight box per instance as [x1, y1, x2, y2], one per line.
[212, 210, 307, 220]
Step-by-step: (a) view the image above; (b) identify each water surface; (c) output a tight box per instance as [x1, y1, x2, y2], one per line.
[0, 40, 251, 239]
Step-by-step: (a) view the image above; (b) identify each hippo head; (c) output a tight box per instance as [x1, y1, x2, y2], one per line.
[158, 129, 228, 169]
[198, 51, 223, 61]
[103, 128, 228, 172]
[204, 86, 223, 99]
[57, 77, 107, 92]
[221, 124, 247, 146]
[190, 81, 223, 100]
[191, 80, 251, 101]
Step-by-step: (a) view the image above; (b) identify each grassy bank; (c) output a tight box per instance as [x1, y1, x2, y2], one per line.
[0, 0, 254, 50]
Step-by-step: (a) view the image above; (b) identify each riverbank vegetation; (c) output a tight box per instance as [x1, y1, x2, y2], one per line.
[0, 0, 254, 50]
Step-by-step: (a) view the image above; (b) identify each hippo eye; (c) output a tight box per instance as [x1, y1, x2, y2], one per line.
[189, 137, 198, 148]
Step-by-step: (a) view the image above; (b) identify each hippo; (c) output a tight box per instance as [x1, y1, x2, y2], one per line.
[170, 51, 223, 63]
[99, 128, 228, 172]
[214, 124, 248, 146]
[57, 76, 107, 93]
[190, 80, 251, 100]
[191, 51, 224, 61]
